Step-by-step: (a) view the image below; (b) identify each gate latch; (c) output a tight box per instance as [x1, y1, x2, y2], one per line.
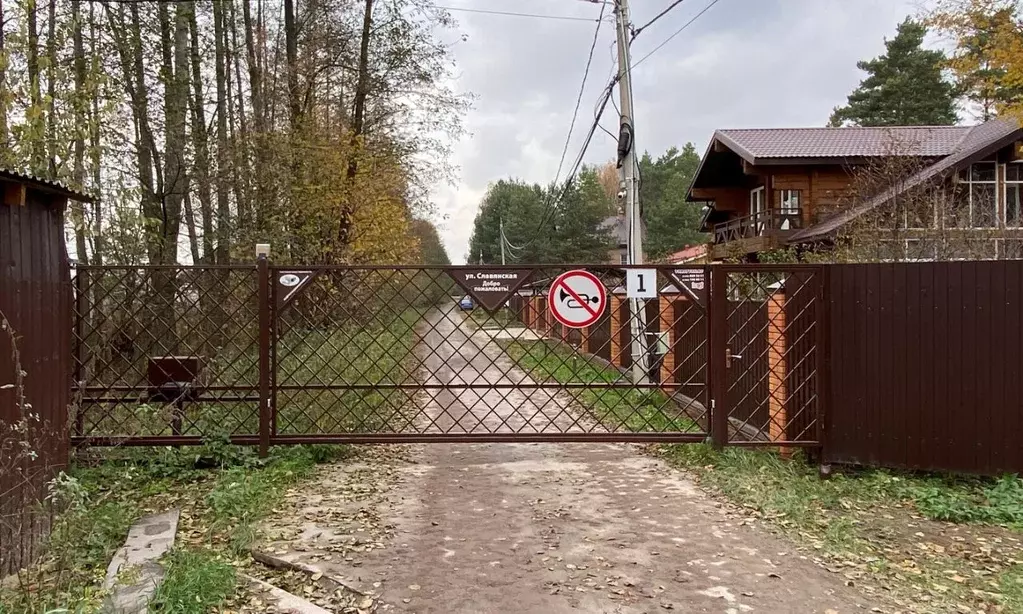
[725, 346, 743, 368]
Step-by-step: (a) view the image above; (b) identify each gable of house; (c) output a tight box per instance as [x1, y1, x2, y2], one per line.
[688, 118, 1023, 259]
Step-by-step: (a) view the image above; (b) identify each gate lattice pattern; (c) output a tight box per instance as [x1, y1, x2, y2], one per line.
[72, 263, 821, 449]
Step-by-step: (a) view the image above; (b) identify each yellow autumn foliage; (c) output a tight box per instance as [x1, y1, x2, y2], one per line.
[928, 0, 1023, 118]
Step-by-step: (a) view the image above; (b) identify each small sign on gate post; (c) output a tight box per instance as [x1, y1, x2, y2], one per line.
[447, 268, 533, 312]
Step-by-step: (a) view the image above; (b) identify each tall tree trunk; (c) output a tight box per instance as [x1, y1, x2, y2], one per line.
[227, 0, 251, 238]
[70, 0, 88, 265]
[0, 0, 8, 163]
[162, 0, 189, 265]
[243, 0, 270, 236]
[337, 0, 374, 255]
[118, 2, 159, 257]
[212, 0, 231, 264]
[187, 7, 214, 262]
[88, 0, 102, 266]
[284, 0, 300, 130]
[45, 0, 56, 176]
[26, 0, 42, 172]
[183, 192, 201, 264]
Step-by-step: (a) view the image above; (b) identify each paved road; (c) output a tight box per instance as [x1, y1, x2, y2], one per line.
[260, 306, 881, 613]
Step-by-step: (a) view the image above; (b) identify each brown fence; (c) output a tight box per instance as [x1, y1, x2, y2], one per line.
[825, 261, 1023, 475]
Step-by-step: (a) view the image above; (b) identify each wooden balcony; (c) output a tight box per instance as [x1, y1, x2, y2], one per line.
[710, 208, 802, 258]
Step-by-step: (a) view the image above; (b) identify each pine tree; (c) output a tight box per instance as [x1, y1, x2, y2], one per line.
[829, 18, 958, 127]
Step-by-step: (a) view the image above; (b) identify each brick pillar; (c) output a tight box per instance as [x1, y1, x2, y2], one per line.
[659, 295, 676, 391]
[767, 288, 789, 455]
[610, 295, 622, 367]
[543, 298, 553, 337]
[580, 324, 591, 353]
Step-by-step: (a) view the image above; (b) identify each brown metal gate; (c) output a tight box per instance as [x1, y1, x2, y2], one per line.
[710, 265, 826, 447]
[71, 262, 823, 452]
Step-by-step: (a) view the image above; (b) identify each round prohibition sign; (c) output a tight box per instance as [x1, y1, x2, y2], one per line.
[548, 270, 607, 329]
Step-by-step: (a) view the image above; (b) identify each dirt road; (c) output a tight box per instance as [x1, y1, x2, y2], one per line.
[258, 307, 881, 613]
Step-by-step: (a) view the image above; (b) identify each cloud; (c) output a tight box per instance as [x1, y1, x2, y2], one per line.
[430, 0, 917, 263]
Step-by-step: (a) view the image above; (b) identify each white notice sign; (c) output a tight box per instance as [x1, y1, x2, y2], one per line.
[626, 268, 657, 299]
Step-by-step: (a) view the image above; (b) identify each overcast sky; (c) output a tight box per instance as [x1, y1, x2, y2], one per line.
[428, 0, 918, 263]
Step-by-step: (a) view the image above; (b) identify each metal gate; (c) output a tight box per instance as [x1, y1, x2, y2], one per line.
[71, 262, 824, 452]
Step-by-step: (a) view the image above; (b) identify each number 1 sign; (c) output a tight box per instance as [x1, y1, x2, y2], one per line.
[626, 268, 657, 299]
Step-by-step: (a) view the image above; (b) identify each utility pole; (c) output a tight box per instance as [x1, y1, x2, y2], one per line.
[614, 0, 649, 384]
[499, 218, 507, 265]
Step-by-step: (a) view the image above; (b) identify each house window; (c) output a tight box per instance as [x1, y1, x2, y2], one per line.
[1005, 162, 1023, 228]
[774, 190, 800, 230]
[750, 187, 765, 235]
[999, 239, 1023, 260]
[619, 252, 629, 265]
[906, 239, 938, 262]
[956, 161, 998, 228]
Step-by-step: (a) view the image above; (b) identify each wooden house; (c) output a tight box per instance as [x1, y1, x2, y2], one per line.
[688, 118, 1023, 260]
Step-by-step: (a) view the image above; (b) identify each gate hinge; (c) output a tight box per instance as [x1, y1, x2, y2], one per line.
[710, 399, 715, 410]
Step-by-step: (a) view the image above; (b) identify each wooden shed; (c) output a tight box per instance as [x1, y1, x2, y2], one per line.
[0, 169, 92, 578]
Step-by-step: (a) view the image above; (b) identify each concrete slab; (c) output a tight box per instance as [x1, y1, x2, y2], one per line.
[241, 574, 339, 614]
[103, 509, 179, 614]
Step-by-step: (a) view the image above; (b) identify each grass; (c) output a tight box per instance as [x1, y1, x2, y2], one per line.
[502, 339, 700, 433]
[87, 308, 426, 439]
[0, 442, 352, 613]
[658, 443, 1023, 612]
[463, 306, 517, 330]
[1002, 566, 1023, 612]
[149, 548, 237, 614]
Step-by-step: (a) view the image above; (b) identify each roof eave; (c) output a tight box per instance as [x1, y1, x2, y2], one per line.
[788, 125, 1023, 244]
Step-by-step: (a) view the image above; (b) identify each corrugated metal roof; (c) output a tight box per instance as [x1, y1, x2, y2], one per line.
[789, 118, 1022, 243]
[716, 126, 972, 162]
[0, 168, 94, 202]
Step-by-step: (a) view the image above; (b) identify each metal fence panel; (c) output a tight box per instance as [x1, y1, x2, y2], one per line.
[826, 261, 1023, 475]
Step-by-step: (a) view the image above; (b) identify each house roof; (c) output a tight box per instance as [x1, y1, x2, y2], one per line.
[715, 126, 972, 163]
[789, 118, 1022, 244]
[666, 244, 708, 263]
[599, 214, 646, 246]
[0, 168, 94, 203]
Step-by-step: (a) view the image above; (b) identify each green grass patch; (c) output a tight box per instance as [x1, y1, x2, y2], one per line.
[1000, 565, 1023, 612]
[0, 442, 351, 613]
[276, 310, 424, 434]
[464, 307, 517, 329]
[149, 548, 237, 614]
[502, 339, 699, 433]
[658, 444, 1023, 612]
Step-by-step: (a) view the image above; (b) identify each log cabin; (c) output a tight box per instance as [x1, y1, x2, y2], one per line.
[687, 118, 1023, 260]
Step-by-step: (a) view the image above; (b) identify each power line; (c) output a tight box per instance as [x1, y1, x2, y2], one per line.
[631, 0, 723, 69]
[551, 0, 608, 187]
[505, 79, 617, 254]
[631, 0, 686, 39]
[435, 6, 600, 22]
[503, 3, 615, 256]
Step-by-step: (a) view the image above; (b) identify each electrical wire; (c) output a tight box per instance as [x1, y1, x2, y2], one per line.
[631, 0, 686, 39]
[551, 0, 608, 188]
[434, 6, 599, 22]
[631, 0, 723, 69]
[504, 79, 618, 254]
[503, 5, 616, 255]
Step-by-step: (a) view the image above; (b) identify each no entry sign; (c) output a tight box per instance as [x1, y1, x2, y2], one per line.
[548, 270, 607, 329]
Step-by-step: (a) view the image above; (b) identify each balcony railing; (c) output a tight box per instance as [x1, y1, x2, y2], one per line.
[713, 208, 803, 244]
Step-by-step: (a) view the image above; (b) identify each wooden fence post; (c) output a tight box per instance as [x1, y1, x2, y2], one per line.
[658, 294, 676, 390]
[610, 294, 622, 367]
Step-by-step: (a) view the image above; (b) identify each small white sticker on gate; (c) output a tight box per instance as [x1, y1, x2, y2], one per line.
[626, 268, 658, 299]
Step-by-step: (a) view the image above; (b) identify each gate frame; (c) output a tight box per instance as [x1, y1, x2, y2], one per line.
[709, 263, 827, 451]
[71, 260, 827, 455]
